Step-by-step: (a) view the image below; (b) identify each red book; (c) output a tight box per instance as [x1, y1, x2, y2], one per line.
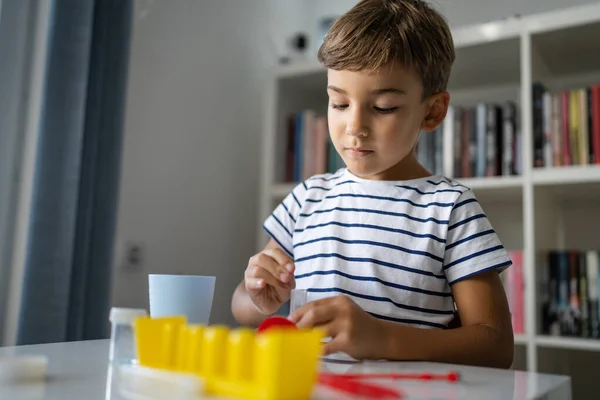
[511, 251, 524, 334]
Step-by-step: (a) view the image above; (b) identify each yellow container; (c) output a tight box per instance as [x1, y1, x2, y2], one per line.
[133, 316, 323, 400]
[133, 316, 185, 369]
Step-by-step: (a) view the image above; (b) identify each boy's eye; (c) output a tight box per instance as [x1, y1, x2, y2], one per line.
[330, 103, 348, 110]
[374, 106, 398, 114]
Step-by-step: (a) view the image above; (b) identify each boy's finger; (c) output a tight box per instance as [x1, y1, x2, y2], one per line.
[320, 319, 347, 355]
[245, 267, 288, 290]
[287, 298, 318, 323]
[262, 249, 295, 279]
[248, 253, 293, 283]
[323, 334, 345, 356]
[290, 295, 337, 319]
[291, 302, 336, 328]
[263, 248, 294, 268]
[245, 277, 266, 293]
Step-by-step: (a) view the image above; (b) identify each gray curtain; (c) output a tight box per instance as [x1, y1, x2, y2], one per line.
[16, 0, 133, 345]
[0, 0, 36, 343]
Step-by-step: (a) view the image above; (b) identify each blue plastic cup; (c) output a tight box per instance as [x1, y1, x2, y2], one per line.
[148, 274, 216, 324]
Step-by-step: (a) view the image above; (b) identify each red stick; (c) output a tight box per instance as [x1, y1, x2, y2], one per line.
[318, 374, 403, 399]
[320, 371, 460, 383]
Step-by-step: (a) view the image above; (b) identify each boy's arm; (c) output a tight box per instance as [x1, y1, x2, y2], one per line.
[231, 281, 270, 327]
[379, 269, 514, 368]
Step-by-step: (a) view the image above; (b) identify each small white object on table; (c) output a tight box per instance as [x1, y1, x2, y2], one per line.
[0, 339, 571, 399]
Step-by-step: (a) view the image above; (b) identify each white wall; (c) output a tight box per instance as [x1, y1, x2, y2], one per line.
[111, 0, 295, 325]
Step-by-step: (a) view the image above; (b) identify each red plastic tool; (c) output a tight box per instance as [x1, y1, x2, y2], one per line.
[318, 373, 403, 399]
[323, 371, 461, 383]
[256, 316, 297, 333]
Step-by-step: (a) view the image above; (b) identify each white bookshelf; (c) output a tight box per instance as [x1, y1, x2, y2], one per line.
[258, 2, 600, 394]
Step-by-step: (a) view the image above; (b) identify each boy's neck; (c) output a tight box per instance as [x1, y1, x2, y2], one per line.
[349, 154, 432, 182]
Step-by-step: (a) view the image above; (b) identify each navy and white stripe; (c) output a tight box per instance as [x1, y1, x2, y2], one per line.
[263, 168, 512, 329]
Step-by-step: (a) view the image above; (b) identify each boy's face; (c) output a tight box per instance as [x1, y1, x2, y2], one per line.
[326, 62, 448, 180]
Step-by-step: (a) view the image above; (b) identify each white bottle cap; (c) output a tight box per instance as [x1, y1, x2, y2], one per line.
[0, 355, 48, 383]
[109, 307, 148, 325]
[119, 364, 204, 400]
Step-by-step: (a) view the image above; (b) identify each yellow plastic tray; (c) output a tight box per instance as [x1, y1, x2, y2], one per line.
[133, 316, 324, 400]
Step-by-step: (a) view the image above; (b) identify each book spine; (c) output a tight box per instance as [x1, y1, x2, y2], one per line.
[561, 92, 571, 166]
[592, 85, 600, 164]
[533, 82, 545, 167]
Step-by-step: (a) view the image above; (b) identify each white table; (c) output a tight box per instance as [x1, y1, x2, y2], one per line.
[0, 339, 571, 399]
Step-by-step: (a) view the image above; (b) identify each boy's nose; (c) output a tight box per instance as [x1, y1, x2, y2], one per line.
[345, 110, 369, 137]
[346, 129, 368, 138]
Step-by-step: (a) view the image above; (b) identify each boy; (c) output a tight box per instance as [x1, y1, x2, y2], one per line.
[231, 0, 514, 368]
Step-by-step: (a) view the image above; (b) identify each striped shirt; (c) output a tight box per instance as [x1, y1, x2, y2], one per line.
[263, 168, 512, 329]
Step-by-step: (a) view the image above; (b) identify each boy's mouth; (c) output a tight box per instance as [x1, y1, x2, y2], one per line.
[346, 147, 373, 157]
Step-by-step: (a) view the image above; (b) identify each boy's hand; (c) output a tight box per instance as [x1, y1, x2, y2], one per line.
[288, 295, 385, 360]
[244, 248, 295, 315]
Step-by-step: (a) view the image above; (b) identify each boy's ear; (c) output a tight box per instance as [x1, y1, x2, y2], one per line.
[420, 91, 450, 132]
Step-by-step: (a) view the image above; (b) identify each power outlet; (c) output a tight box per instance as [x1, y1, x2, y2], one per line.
[122, 242, 144, 271]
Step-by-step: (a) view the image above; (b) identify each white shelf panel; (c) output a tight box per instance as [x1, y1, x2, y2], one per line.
[525, 2, 600, 36]
[458, 175, 524, 190]
[532, 165, 600, 185]
[536, 335, 600, 352]
[533, 166, 600, 203]
[514, 334, 529, 345]
[449, 36, 521, 90]
[455, 176, 524, 203]
[531, 20, 600, 78]
[452, 17, 523, 48]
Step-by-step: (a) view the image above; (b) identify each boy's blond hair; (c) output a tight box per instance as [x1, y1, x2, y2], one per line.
[318, 0, 455, 98]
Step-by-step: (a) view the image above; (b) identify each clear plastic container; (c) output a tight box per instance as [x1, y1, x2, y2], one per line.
[290, 289, 307, 313]
[109, 307, 147, 365]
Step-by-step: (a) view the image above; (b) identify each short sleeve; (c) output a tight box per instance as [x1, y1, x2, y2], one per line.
[262, 182, 307, 258]
[443, 189, 512, 285]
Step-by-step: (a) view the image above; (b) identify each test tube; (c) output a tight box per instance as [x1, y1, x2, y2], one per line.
[109, 307, 147, 365]
[290, 289, 307, 313]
